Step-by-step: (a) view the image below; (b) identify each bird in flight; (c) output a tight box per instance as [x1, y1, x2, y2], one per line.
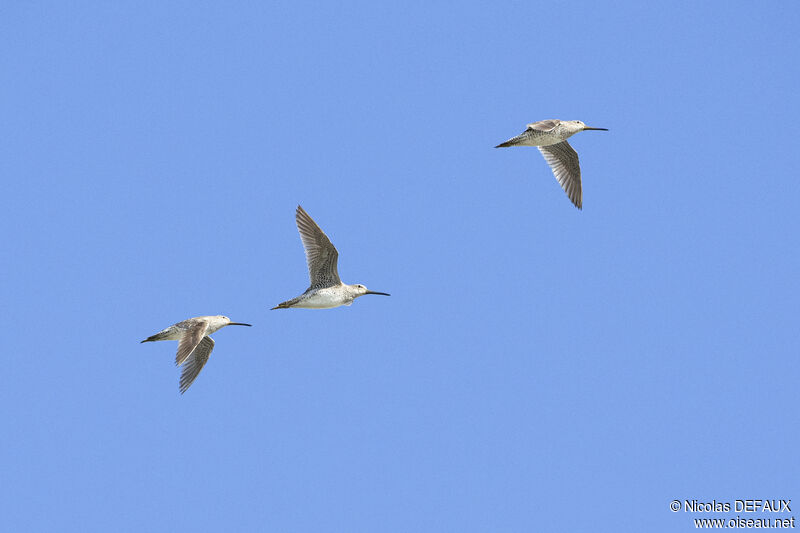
[141, 315, 252, 393]
[272, 205, 390, 310]
[495, 119, 607, 209]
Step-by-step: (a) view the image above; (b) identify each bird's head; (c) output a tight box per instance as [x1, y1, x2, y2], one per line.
[217, 315, 252, 327]
[571, 120, 608, 133]
[352, 284, 391, 298]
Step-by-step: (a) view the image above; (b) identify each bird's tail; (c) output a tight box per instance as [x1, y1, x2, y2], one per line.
[495, 130, 532, 148]
[271, 296, 302, 310]
[495, 135, 525, 148]
[140, 332, 168, 343]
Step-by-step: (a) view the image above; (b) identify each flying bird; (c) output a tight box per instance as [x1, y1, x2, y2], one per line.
[272, 205, 390, 309]
[495, 119, 607, 209]
[141, 315, 252, 393]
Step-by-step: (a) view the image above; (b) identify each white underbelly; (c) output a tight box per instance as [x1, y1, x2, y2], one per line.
[296, 289, 349, 309]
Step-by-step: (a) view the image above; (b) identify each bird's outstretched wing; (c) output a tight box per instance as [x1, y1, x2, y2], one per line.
[179, 336, 214, 394]
[295, 205, 341, 289]
[175, 319, 208, 366]
[538, 141, 582, 209]
[526, 119, 560, 132]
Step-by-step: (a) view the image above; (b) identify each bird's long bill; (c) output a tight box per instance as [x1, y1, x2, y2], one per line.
[583, 127, 608, 131]
[364, 291, 391, 296]
[228, 322, 253, 326]
[494, 133, 526, 148]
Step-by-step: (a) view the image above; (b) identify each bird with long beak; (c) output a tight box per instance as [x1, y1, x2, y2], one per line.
[495, 119, 608, 209]
[141, 315, 252, 393]
[272, 205, 390, 310]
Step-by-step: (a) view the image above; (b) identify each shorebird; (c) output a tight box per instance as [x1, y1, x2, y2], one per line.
[140, 315, 252, 393]
[272, 205, 390, 309]
[495, 119, 607, 209]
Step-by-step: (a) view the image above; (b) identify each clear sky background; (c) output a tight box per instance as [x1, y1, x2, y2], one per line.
[1, 2, 798, 532]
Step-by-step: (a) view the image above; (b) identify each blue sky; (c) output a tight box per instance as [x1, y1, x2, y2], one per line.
[1, 2, 798, 531]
